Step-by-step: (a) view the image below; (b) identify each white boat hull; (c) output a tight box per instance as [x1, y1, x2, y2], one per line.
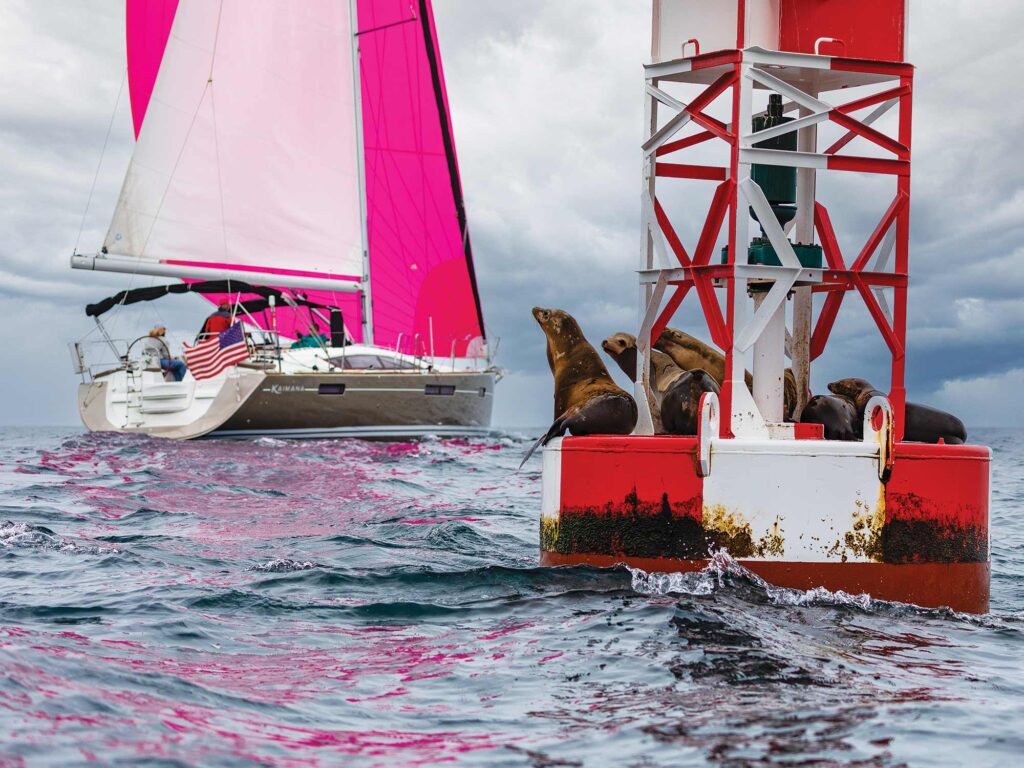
[78, 364, 496, 441]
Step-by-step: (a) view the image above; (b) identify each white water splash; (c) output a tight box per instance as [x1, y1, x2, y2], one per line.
[630, 549, 876, 610]
[765, 583, 875, 610]
[249, 558, 319, 573]
[253, 437, 288, 447]
[0, 521, 115, 555]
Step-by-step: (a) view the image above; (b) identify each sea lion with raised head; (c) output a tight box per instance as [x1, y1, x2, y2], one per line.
[655, 327, 730, 385]
[798, 393, 859, 441]
[601, 332, 718, 435]
[656, 327, 801, 420]
[601, 331, 664, 433]
[521, 308, 638, 466]
[601, 332, 638, 382]
[827, 377, 967, 445]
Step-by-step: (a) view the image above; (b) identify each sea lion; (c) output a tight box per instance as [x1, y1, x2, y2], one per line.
[522, 308, 638, 466]
[827, 377, 967, 445]
[601, 333, 718, 435]
[656, 327, 801, 421]
[601, 331, 663, 433]
[601, 332, 638, 382]
[651, 350, 720, 436]
[798, 394, 859, 441]
[655, 327, 730, 385]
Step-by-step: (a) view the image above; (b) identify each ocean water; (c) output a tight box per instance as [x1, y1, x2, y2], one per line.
[0, 427, 1021, 767]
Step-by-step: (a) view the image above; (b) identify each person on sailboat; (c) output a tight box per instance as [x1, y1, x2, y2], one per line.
[198, 301, 233, 340]
[144, 327, 187, 382]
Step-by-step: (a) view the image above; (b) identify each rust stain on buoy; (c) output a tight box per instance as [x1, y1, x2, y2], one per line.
[755, 517, 786, 558]
[828, 490, 887, 562]
[701, 504, 755, 558]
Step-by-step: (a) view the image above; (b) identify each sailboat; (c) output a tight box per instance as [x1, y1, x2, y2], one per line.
[70, 0, 497, 440]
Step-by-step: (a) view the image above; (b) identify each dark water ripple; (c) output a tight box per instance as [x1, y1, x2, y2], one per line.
[0, 427, 1021, 767]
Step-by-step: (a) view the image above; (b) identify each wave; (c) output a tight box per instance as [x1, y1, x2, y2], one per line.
[0, 520, 116, 556]
[629, 550, 882, 612]
[248, 558, 320, 573]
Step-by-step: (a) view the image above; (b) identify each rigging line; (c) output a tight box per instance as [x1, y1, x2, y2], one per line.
[355, 10, 418, 37]
[74, 67, 127, 256]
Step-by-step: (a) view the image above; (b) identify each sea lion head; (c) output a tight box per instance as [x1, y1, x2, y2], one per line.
[532, 307, 583, 341]
[601, 332, 636, 359]
[827, 377, 879, 413]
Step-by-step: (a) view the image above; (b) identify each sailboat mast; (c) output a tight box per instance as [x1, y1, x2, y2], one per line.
[349, 0, 374, 346]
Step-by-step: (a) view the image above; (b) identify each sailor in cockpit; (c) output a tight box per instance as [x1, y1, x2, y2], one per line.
[143, 327, 187, 382]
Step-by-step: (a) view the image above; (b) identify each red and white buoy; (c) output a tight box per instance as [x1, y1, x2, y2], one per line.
[539, 0, 990, 613]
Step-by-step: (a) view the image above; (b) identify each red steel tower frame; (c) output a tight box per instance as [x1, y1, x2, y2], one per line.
[638, 0, 912, 440]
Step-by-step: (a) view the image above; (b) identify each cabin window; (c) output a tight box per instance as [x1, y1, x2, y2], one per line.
[478, 387, 487, 397]
[328, 355, 407, 370]
[318, 383, 346, 395]
[425, 384, 456, 396]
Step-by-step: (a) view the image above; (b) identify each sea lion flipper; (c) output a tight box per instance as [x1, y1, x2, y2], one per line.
[518, 411, 575, 470]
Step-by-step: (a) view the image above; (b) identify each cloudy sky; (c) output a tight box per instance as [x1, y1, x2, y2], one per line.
[1, 1, 1022, 429]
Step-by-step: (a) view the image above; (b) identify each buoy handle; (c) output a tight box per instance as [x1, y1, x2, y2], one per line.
[863, 395, 895, 481]
[698, 391, 719, 477]
[814, 37, 848, 55]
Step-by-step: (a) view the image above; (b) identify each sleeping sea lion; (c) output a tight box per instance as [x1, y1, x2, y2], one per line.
[655, 327, 801, 421]
[798, 394, 859, 441]
[521, 308, 638, 466]
[650, 349, 720, 435]
[827, 377, 967, 445]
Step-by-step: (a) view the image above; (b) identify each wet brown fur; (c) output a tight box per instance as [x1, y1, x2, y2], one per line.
[535, 308, 630, 419]
[660, 368, 720, 435]
[656, 327, 801, 419]
[600, 331, 718, 436]
[798, 393, 859, 440]
[601, 332, 639, 383]
[827, 377, 967, 444]
[827, 378, 885, 416]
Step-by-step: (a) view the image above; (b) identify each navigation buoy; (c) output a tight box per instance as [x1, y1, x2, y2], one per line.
[538, 0, 991, 613]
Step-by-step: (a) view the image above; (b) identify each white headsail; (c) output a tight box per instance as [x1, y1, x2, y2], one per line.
[83, 0, 364, 292]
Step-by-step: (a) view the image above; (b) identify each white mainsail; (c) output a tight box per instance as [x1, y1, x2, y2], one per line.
[91, 0, 364, 291]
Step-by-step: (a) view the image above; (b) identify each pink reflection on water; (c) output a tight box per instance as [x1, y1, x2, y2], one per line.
[2, 622, 525, 765]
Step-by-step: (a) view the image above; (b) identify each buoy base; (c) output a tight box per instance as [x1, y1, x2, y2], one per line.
[540, 435, 991, 614]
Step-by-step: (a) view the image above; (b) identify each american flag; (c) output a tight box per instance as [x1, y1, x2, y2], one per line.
[184, 322, 250, 380]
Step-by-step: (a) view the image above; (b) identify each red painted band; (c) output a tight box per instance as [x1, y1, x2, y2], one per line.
[539, 553, 988, 614]
[655, 163, 728, 182]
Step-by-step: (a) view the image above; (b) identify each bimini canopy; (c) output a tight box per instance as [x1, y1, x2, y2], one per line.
[85, 280, 336, 319]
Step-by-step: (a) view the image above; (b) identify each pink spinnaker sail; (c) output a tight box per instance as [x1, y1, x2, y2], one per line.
[124, 0, 486, 356]
[356, 0, 485, 357]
